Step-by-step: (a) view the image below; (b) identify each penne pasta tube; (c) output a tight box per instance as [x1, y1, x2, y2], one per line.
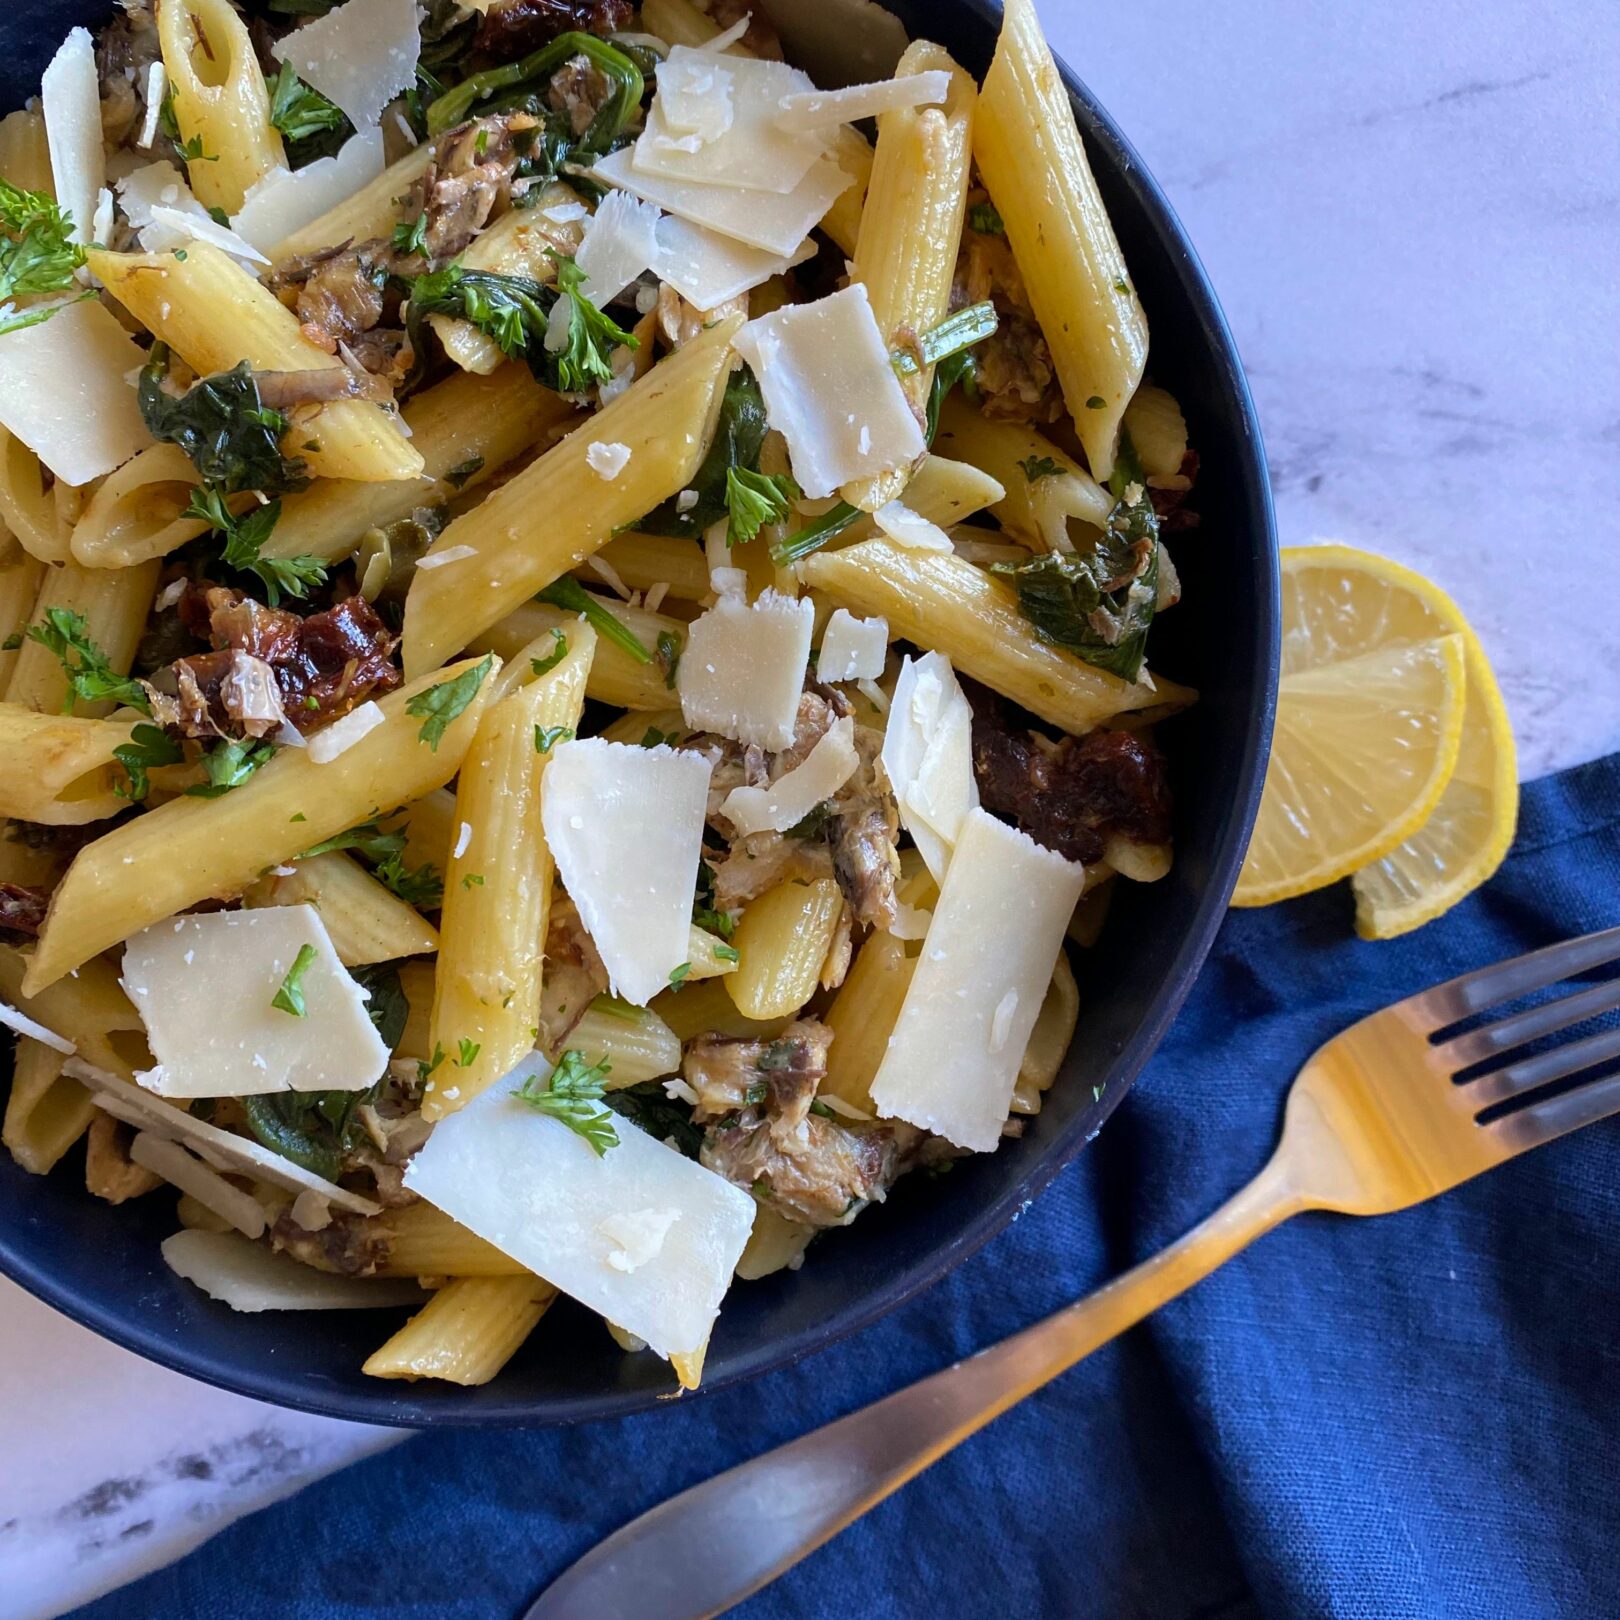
[842, 42, 975, 511]
[69, 444, 208, 569]
[156, 0, 286, 213]
[726, 877, 843, 1021]
[0, 705, 141, 825]
[934, 394, 1112, 549]
[402, 315, 742, 680]
[386, 787, 457, 879]
[735, 1204, 816, 1281]
[362, 1275, 557, 1385]
[0, 544, 45, 690]
[1010, 951, 1081, 1116]
[0, 107, 53, 194]
[0, 427, 73, 564]
[24, 655, 500, 993]
[800, 539, 1192, 733]
[244, 851, 440, 965]
[569, 1000, 683, 1085]
[88, 242, 423, 485]
[1123, 385, 1190, 481]
[572, 532, 711, 603]
[639, 0, 757, 52]
[424, 627, 594, 1121]
[649, 975, 789, 1044]
[263, 365, 577, 565]
[844, 452, 1007, 543]
[821, 931, 917, 1115]
[684, 924, 741, 983]
[1, 1036, 93, 1176]
[471, 597, 685, 713]
[372, 1202, 530, 1278]
[394, 958, 438, 1063]
[819, 125, 874, 259]
[273, 143, 436, 264]
[974, 0, 1148, 482]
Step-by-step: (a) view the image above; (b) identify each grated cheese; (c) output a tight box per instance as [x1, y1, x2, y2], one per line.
[586, 440, 633, 480]
[720, 715, 858, 836]
[818, 608, 888, 682]
[138, 61, 166, 148]
[777, 71, 952, 132]
[41, 28, 102, 249]
[270, 0, 421, 131]
[881, 651, 978, 886]
[678, 587, 813, 749]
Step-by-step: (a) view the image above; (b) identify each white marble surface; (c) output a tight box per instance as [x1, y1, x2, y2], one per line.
[4, 1, 1619, 1615]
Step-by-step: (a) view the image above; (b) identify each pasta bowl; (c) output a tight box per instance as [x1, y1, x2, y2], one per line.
[0, 0, 1277, 1425]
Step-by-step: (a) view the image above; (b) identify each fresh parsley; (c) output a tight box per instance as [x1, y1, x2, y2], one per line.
[186, 737, 276, 798]
[407, 653, 494, 750]
[529, 628, 568, 676]
[725, 467, 800, 547]
[455, 1037, 480, 1067]
[535, 578, 651, 664]
[444, 454, 484, 489]
[26, 609, 150, 714]
[182, 485, 327, 608]
[533, 723, 572, 753]
[113, 723, 183, 801]
[547, 253, 637, 392]
[0, 179, 90, 337]
[713, 942, 740, 964]
[298, 821, 406, 863]
[641, 726, 674, 748]
[391, 210, 430, 257]
[637, 366, 767, 539]
[968, 202, 1005, 235]
[418, 1041, 447, 1083]
[668, 961, 692, 991]
[268, 62, 351, 160]
[512, 1049, 619, 1156]
[375, 849, 444, 909]
[1018, 455, 1063, 483]
[178, 132, 217, 164]
[461, 872, 484, 888]
[271, 944, 320, 1016]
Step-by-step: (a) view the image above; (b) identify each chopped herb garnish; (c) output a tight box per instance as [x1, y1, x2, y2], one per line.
[1018, 455, 1063, 483]
[533, 723, 573, 754]
[641, 726, 674, 748]
[590, 995, 641, 1022]
[968, 202, 1005, 235]
[390, 211, 430, 258]
[268, 61, 351, 156]
[637, 366, 768, 539]
[178, 132, 216, 164]
[714, 942, 740, 964]
[418, 1041, 447, 1082]
[547, 252, 637, 392]
[290, 812, 307, 822]
[26, 608, 150, 714]
[770, 499, 862, 567]
[455, 1037, 480, 1067]
[0, 631, 20, 651]
[375, 849, 444, 909]
[0, 178, 88, 336]
[1086, 395, 1107, 409]
[444, 453, 484, 489]
[535, 577, 651, 663]
[186, 736, 276, 798]
[298, 821, 405, 863]
[668, 961, 692, 990]
[512, 1048, 619, 1156]
[271, 943, 319, 1017]
[113, 723, 184, 801]
[692, 904, 735, 939]
[407, 653, 494, 749]
[891, 301, 998, 378]
[1113, 277, 1131, 295]
[809, 1098, 837, 1119]
[183, 485, 327, 608]
[725, 466, 800, 547]
[530, 628, 568, 676]
[461, 872, 485, 888]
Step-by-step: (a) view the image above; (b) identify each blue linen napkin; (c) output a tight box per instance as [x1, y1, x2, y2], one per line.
[75, 754, 1620, 1620]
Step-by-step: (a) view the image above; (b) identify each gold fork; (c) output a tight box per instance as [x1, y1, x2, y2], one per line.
[528, 925, 1620, 1620]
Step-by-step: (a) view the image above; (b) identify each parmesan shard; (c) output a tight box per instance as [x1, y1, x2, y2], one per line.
[586, 441, 632, 480]
[873, 500, 953, 552]
[130, 1132, 268, 1239]
[678, 587, 814, 750]
[635, 49, 826, 196]
[721, 715, 858, 836]
[0, 300, 153, 485]
[652, 53, 735, 142]
[574, 188, 661, 308]
[231, 129, 387, 256]
[120, 907, 389, 1099]
[0, 1001, 74, 1055]
[307, 700, 385, 763]
[881, 652, 979, 885]
[818, 609, 888, 682]
[145, 205, 270, 266]
[732, 286, 926, 499]
[594, 147, 852, 259]
[404, 1060, 756, 1359]
[161, 1229, 424, 1311]
[652, 215, 815, 313]
[116, 163, 267, 267]
[41, 28, 103, 248]
[270, 0, 421, 131]
[777, 71, 953, 132]
[870, 809, 1085, 1152]
[541, 739, 712, 1006]
[67, 1057, 382, 1216]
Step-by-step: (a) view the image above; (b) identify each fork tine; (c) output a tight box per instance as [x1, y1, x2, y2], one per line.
[1460, 1026, 1620, 1110]
[1488, 1068, 1620, 1155]
[1415, 925, 1620, 1029]
[1437, 976, 1620, 1068]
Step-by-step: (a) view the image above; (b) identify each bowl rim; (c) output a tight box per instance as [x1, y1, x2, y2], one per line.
[0, 0, 1280, 1428]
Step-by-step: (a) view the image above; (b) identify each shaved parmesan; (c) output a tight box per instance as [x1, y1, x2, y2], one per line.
[67, 1058, 382, 1215]
[307, 700, 384, 764]
[870, 810, 1084, 1151]
[732, 285, 925, 498]
[416, 544, 477, 569]
[653, 54, 734, 143]
[120, 907, 389, 1099]
[0, 1001, 74, 1055]
[161, 1229, 424, 1311]
[130, 1132, 268, 1239]
[722, 715, 858, 836]
[818, 608, 888, 682]
[777, 71, 952, 132]
[594, 147, 851, 259]
[575, 188, 661, 307]
[653, 215, 815, 313]
[41, 28, 102, 248]
[699, 15, 752, 52]
[0, 300, 153, 485]
[404, 1062, 755, 1358]
[271, 0, 420, 130]
[678, 587, 813, 749]
[231, 129, 387, 255]
[636, 49, 825, 196]
[117, 164, 268, 265]
[873, 500, 953, 552]
[586, 441, 632, 480]
[882, 652, 978, 885]
[146, 204, 269, 265]
[541, 740, 712, 1006]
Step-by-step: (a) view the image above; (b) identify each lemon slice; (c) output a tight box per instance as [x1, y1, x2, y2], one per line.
[1233, 632, 1467, 906]
[1351, 633, 1518, 939]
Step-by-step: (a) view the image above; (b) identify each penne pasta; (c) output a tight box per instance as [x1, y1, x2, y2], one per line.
[0, 106, 54, 195]
[1123, 385, 1190, 481]
[639, 0, 757, 52]
[1, 1036, 92, 1176]
[243, 851, 440, 965]
[394, 959, 439, 1064]
[24, 655, 500, 993]
[571, 532, 711, 603]
[569, 1000, 684, 1085]
[386, 787, 458, 880]
[684, 924, 741, 983]
[401, 315, 742, 679]
[272, 144, 436, 265]
[156, 0, 286, 213]
[844, 452, 1007, 543]
[842, 42, 976, 510]
[0, 427, 73, 565]
[726, 877, 843, 1020]
[362, 1275, 557, 1385]
[424, 628, 595, 1120]
[800, 538, 1193, 732]
[372, 1202, 530, 1278]
[650, 976, 790, 1045]
[69, 444, 208, 570]
[821, 931, 917, 1115]
[88, 242, 424, 485]
[0, 705, 141, 826]
[263, 365, 578, 566]
[1010, 951, 1081, 1115]
[819, 125, 875, 259]
[975, 0, 1149, 481]
[0, 543, 45, 691]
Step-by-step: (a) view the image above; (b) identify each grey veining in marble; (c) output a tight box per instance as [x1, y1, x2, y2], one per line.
[2, 2, 1618, 1616]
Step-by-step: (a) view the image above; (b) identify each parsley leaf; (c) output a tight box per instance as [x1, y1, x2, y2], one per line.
[182, 485, 327, 608]
[418, 1041, 447, 1083]
[268, 62, 351, 160]
[407, 653, 494, 750]
[535, 578, 652, 664]
[178, 132, 217, 164]
[375, 849, 444, 909]
[725, 466, 800, 547]
[298, 821, 407, 863]
[113, 723, 183, 801]
[638, 366, 766, 539]
[534, 723, 573, 753]
[529, 628, 568, 676]
[0, 179, 90, 337]
[668, 961, 692, 990]
[26, 608, 151, 714]
[271, 943, 320, 1016]
[1018, 455, 1063, 483]
[186, 737, 276, 798]
[512, 1049, 619, 1156]
[968, 201, 1005, 235]
[444, 453, 484, 489]
[455, 1037, 480, 1067]
[547, 253, 638, 392]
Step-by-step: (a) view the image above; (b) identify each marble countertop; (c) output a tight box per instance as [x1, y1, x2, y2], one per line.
[4, 0, 1618, 1614]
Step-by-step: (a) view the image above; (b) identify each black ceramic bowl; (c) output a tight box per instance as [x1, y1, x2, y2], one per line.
[0, 0, 1278, 1425]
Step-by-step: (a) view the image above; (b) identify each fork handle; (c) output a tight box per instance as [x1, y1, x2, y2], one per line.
[529, 1154, 1306, 1620]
